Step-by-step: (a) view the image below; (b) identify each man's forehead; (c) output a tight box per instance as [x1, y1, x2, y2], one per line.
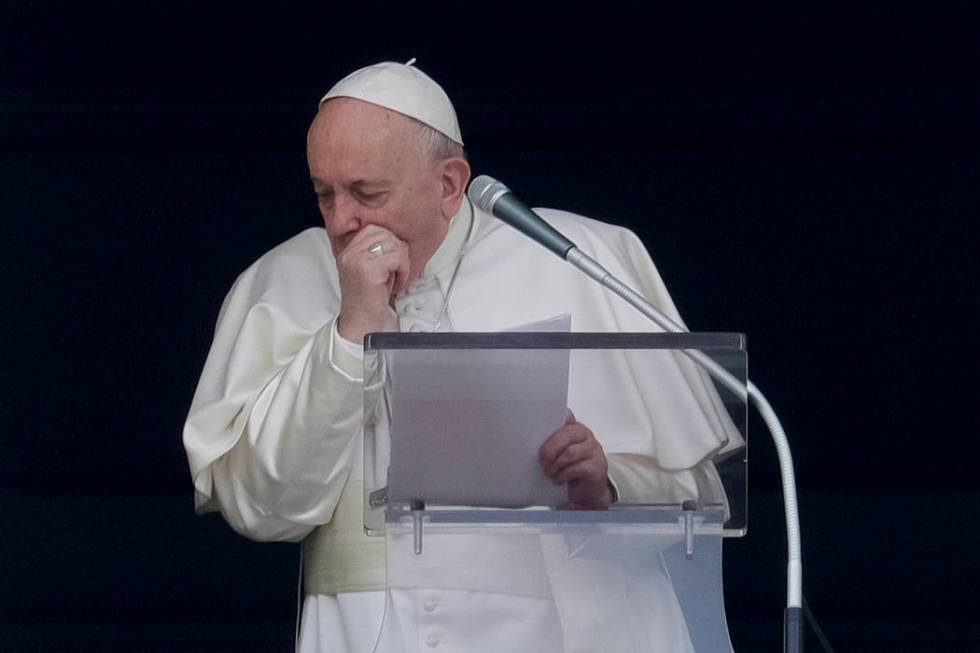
[308, 99, 419, 183]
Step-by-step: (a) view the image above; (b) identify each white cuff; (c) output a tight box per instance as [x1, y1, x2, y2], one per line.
[606, 474, 621, 504]
[328, 320, 365, 381]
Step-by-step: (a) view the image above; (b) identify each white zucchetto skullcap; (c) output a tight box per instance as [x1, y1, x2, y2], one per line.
[319, 59, 463, 146]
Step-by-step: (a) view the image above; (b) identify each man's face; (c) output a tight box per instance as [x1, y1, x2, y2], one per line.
[307, 98, 451, 282]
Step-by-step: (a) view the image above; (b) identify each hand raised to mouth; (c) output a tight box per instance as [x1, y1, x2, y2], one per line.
[336, 224, 411, 343]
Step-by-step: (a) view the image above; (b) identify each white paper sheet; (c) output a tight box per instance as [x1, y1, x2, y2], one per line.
[386, 314, 571, 507]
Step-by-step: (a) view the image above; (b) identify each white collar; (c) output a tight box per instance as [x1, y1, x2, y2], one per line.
[422, 198, 476, 280]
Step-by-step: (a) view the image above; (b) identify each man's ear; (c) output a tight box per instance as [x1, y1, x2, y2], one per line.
[438, 157, 472, 218]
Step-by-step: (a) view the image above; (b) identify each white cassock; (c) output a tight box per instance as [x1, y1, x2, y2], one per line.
[183, 199, 742, 652]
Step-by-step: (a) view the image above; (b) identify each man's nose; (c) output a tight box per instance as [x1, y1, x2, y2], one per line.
[329, 193, 362, 236]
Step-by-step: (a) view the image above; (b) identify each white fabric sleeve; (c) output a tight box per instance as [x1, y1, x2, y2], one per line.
[182, 235, 373, 542]
[202, 319, 365, 542]
[332, 327, 365, 368]
[606, 453, 729, 513]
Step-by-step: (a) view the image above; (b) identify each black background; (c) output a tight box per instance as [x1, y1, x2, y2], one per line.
[2, 2, 978, 651]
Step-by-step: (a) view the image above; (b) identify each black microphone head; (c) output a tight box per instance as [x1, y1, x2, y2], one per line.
[466, 174, 577, 259]
[468, 175, 511, 214]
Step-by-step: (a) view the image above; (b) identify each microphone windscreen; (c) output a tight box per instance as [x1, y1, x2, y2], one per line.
[468, 175, 510, 214]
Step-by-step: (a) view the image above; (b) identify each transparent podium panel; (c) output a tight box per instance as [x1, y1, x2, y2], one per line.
[363, 333, 747, 534]
[376, 509, 732, 653]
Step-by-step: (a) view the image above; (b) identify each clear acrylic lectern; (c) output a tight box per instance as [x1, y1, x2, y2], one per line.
[362, 332, 747, 653]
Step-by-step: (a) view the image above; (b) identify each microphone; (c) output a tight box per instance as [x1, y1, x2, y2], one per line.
[467, 175, 576, 259]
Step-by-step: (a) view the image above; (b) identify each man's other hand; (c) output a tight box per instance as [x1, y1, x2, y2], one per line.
[336, 225, 410, 343]
[539, 411, 613, 509]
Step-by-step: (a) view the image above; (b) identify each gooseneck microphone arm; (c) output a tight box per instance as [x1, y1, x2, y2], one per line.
[468, 174, 804, 653]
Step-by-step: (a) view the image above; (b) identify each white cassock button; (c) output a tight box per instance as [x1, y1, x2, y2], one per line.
[425, 634, 440, 647]
[423, 598, 439, 613]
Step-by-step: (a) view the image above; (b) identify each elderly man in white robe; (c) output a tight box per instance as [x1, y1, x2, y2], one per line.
[184, 61, 738, 652]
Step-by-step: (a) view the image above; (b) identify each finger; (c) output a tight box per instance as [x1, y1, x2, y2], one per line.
[360, 237, 403, 259]
[338, 237, 391, 272]
[539, 424, 589, 467]
[347, 224, 397, 249]
[553, 457, 606, 487]
[546, 435, 602, 479]
[369, 250, 410, 284]
[342, 228, 404, 262]
[390, 243, 411, 295]
[340, 254, 401, 302]
[541, 410, 578, 470]
[543, 440, 594, 479]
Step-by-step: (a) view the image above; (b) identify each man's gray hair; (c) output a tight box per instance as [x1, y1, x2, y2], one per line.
[411, 120, 467, 163]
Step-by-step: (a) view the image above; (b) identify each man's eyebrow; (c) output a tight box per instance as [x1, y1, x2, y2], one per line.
[350, 180, 389, 191]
